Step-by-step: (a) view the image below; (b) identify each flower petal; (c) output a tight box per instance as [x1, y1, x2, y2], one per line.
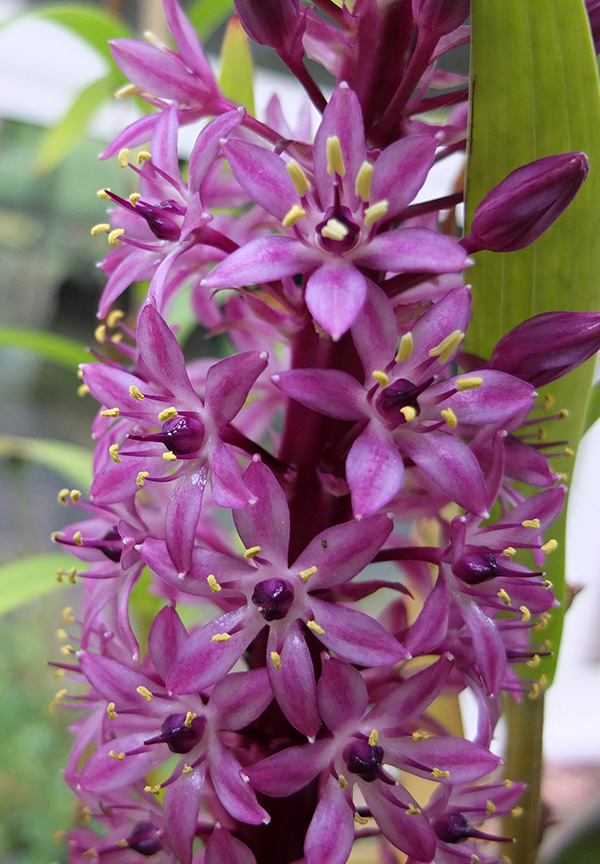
[305, 261, 367, 341]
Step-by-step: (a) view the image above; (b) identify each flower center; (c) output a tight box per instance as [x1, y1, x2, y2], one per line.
[343, 740, 390, 783]
[144, 713, 206, 754]
[376, 378, 423, 426]
[96, 526, 123, 562]
[433, 811, 474, 843]
[129, 416, 206, 456]
[451, 546, 515, 584]
[251, 578, 295, 621]
[126, 821, 162, 856]
[135, 199, 183, 241]
[316, 205, 360, 254]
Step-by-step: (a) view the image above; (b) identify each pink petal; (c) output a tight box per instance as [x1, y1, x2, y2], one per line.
[164, 766, 205, 864]
[203, 235, 320, 288]
[305, 261, 367, 341]
[233, 458, 290, 562]
[346, 423, 405, 517]
[309, 597, 409, 665]
[225, 138, 298, 220]
[304, 776, 355, 864]
[267, 623, 320, 737]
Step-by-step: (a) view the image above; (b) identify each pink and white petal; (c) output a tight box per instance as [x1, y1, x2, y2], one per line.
[304, 776, 355, 864]
[136, 303, 198, 401]
[101, 113, 163, 160]
[78, 651, 162, 707]
[97, 249, 159, 318]
[148, 103, 182, 192]
[361, 783, 437, 862]
[366, 653, 453, 728]
[309, 597, 408, 665]
[346, 423, 405, 517]
[404, 285, 472, 373]
[233, 459, 290, 562]
[205, 825, 257, 864]
[273, 368, 366, 420]
[435, 370, 534, 425]
[244, 739, 334, 797]
[78, 733, 167, 794]
[188, 110, 244, 196]
[384, 736, 501, 784]
[210, 668, 273, 730]
[267, 623, 320, 738]
[355, 227, 468, 274]
[457, 596, 507, 697]
[313, 83, 366, 210]
[370, 135, 438, 219]
[148, 605, 189, 683]
[165, 466, 207, 577]
[205, 351, 268, 428]
[317, 655, 368, 732]
[351, 280, 398, 375]
[210, 739, 270, 824]
[204, 235, 320, 288]
[109, 39, 204, 104]
[305, 261, 367, 341]
[163, 0, 217, 83]
[163, 765, 205, 864]
[81, 364, 165, 419]
[225, 139, 298, 220]
[209, 438, 254, 508]
[404, 575, 451, 657]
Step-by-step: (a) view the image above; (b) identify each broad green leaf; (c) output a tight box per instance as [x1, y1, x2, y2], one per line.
[218, 15, 255, 114]
[0, 437, 92, 489]
[0, 554, 87, 616]
[35, 76, 114, 175]
[583, 380, 600, 435]
[37, 4, 131, 66]
[188, 0, 235, 40]
[0, 328, 88, 368]
[466, 0, 600, 685]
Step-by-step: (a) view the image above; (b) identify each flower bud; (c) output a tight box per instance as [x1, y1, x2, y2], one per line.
[412, 0, 471, 37]
[586, 1, 600, 54]
[464, 152, 589, 253]
[233, 0, 305, 59]
[488, 310, 600, 386]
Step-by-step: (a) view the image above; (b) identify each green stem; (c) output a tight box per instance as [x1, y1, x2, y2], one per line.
[503, 694, 545, 864]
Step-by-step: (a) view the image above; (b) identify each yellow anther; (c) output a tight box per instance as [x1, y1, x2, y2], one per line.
[184, 711, 196, 728]
[54, 668, 66, 678]
[412, 730, 430, 741]
[355, 161, 373, 202]
[307, 620, 325, 636]
[243, 545, 262, 559]
[100, 407, 120, 418]
[559, 409, 570, 420]
[77, 383, 90, 397]
[541, 539, 558, 554]
[406, 804, 421, 815]
[60, 643, 73, 655]
[129, 192, 141, 206]
[393, 336, 414, 369]
[282, 204, 306, 228]
[528, 682, 540, 700]
[91, 222, 111, 236]
[212, 633, 232, 642]
[521, 519, 540, 529]
[56, 628, 68, 641]
[118, 148, 130, 168]
[53, 829, 68, 842]
[372, 370, 389, 387]
[321, 218, 349, 241]
[504, 779, 513, 788]
[109, 750, 125, 761]
[207, 574, 222, 593]
[63, 606, 75, 623]
[115, 83, 141, 99]
[107, 702, 118, 719]
[58, 488, 70, 506]
[498, 588, 511, 606]
[526, 654, 541, 668]
[144, 784, 161, 794]
[158, 406, 178, 421]
[286, 160, 311, 196]
[270, 651, 282, 669]
[338, 774, 348, 788]
[441, 407, 457, 428]
[108, 228, 125, 246]
[471, 856, 480, 864]
[543, 392, 555, 410]
[136, 685, 153, 701]
[368, 729, 379, 746]
[109, 443, 121, 463]
[67, 566, 77, 583]
[73, 531, 83, 546]
[83, 848, 97, 858]
[539, 674, 548, 687]
[49, 688, 68, 713]
[326, 135, 346, 176]
[400, 405, 417, 422]
[129, 385, 145, 401]
[432, 767, 450, 779]
[512, 806, 523, 818]
[564, 446, 574, 457]
[96, 188, 111, 200]
[299, 565, 317, 582]
[106, 309, 124, 328]
[503, 547, 516, 557]
[456, 375, 483, 391]
[116, 839, 129, 848]
[354, 812, 369, 825]
[543, 579, 553, 589]
[486, 800, 496, 815]
[163, 451, 177, 462]
[136, 471, 150, 488]
[137, 150, 152, 164]
[94, 324, 107, 343]
[533, 613, 550, 631]
[363, 199, 389, 227]
[182, 764, 193, 775]
[70, 489, 81, 503]
[429, 330, 464, 364]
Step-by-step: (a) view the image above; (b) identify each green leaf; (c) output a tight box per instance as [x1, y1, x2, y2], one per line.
[583, 380, 600, 435]
[0, 437, 93, 489]
[35, 76, 114, 175]
[465, 0, 600, 685]
[187, 0, 235, 39]
[0, 554, 87, 616]
[0, 328, 88, 369]
[36, 4, 131, 65]
[218, 15, 255, 114]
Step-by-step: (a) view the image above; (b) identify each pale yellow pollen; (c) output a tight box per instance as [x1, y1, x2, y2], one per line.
[368, 729, 379, 746]
[108, 228, 125, 246]
[522, 518, 540, 529]
[471, 856, 481, 864]
[56, 628, 68, 641]
[115, 83, 141, 99]
[136, 471, 150, 488]
[107, 702, 118, 719]
[286, 160, 310, 196]
[520, 605, 531, 623]
[432, 767, 450, 779]
[363, 199, 389, 227]
[145, 784, 161, 795]
[136, 685, 153, 701]
[326, 135, 346, 176]
[540, 673, 548, 687]
[67, 566, 77, 583]
[503, 547, 516, 557]
[70, 489, 81, 503]
[299, 565, 317, 582]
[109, 750, 125, 761]
[282, 204, 306, 228]
[372, 370, 389, 387]
[412, 730, 430, 741]
[559, 409, 570, 420]
[91, 222, 111, 236]
[212, 633, 232, 642]
[63, 606, 75, 623]
[564, 445, 574, 457]
[355, 161, 373, 202]
[543, 579, 553, 590]
[270, 651, 282, 669]
[60, 644, 73, 655]
[512, 806, 523, 818]
[129, 192, 141, 206]
[137, 150, 152, 165]
[338, 774, 348, 788]
[541, 539, 558, 554]
[504, 779, 513, 788]
[73, 531, 83, 546]
[58, 488, 70, 506]
[54, 669, 65, 679]
[182, 764, 193, 775]
[533, 613, 550, 631]
[184, 711, 196, 728]
[528, 682, 540, 700]
[498, 588, 511, 606]
[77, 383, 90, 397]
[354, 812, 369, 825]
[400, 405, 417, 422]
[543, 392, 555, 410]
[406, 804, 421, 815]
[101, 407, 120, 418]
[526, 654, 541, 668]
[83, 848, 97, 859]
[53, 829, 68, 843]
[306, 620, 325, 635]
[396, 332, 413, 362]
[96, 188, 111, 201]
[456, 375, 483, 391]
[109, 443, 121, 464]
[49, 689, 68, 713]
[429, 330, 464, 364]
[118, 148, 130, 168]
[243, 545, 262, 559]
[158, 406, 178, 421]
[486, 800, 496, 815]
[321, 217, 349, 241]
[441, 407, 458, 428]
[207, 574, 222, 593]
[129, 385, 145, 401]
[163, 451, 178, 462]
[107, 309, 124, 328]
[94, 324, 107, 343]
[116, 839, 129, 848]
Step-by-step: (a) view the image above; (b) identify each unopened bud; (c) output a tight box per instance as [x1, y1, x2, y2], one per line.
[233, 0, 305, 59]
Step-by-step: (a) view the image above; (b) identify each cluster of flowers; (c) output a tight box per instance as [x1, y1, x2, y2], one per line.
[50, 2, 600, 863]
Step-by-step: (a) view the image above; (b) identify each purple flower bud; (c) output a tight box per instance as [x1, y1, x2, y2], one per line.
[586, 1, 600, 54]
[233, 0, 304, 58]
[412, 0, 471, 37]
[134, 200, 183, 241]
[433, 810, 510, 844]
[129, 415, 206, 455]
[126, 821, 162, 856]
[488, 310, 600, 386]
[343, 739, 390, 783]
[451, 548, 505, 585]
[251, 578, 295, 621]
[464, 152, 589, 253]
[144, 712, 206, 753]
